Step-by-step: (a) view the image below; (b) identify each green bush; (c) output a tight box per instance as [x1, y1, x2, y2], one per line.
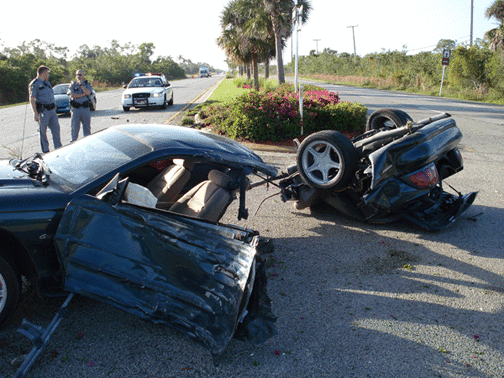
[203, 86, 367, 142]
[181, 116, 195, 126]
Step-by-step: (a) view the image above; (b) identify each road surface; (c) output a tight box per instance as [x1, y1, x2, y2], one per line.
[0, 75, 222, 160]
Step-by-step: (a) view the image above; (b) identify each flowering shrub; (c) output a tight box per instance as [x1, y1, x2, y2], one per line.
[199, 84, 367, 142]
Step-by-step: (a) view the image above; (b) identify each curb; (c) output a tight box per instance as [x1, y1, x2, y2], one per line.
[165, 77, 225, 125]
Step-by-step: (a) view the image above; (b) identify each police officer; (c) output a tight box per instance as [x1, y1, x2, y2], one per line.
[68, 69, 93, 142]
[29, 65, 62, 153]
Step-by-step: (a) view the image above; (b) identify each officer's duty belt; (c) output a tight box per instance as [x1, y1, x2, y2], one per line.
[37, 103, 56, 111]
[71, 101, 90, 109]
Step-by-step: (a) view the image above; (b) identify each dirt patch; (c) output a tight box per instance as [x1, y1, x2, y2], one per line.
[360, 249, 421, 275]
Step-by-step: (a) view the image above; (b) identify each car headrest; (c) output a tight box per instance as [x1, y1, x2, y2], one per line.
[173, 159, 194, 170]
[208, 170, 233, 188]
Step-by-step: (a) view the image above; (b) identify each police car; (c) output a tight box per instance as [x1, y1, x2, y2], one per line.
[122, 73, 173, 111]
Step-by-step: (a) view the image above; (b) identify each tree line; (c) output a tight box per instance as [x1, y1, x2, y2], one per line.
[286, 39, 504, 103]
[0, 40, 214, 106]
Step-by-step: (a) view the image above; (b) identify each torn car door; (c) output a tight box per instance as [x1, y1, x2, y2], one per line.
[54, 194, 276, 355]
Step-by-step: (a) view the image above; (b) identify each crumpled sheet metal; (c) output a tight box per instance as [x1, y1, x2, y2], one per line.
[55, 195, 276, 355]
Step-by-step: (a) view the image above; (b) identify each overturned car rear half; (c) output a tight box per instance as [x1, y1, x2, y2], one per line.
[279, 110, 477, 231]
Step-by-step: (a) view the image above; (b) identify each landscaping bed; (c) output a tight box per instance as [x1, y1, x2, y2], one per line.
[183, 78, 367, 144]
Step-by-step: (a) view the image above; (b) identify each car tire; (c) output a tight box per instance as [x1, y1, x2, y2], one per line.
[365, 109, 413, 131]
[0, 254, 21, 329]
[297, 130, 358, 191]
[161, 95, 167, 109]
[168, 93, 174, 106]
[123, 106, 130, 112]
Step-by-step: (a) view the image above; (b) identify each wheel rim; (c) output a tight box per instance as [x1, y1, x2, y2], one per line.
[301, 140, 344, 187]
[0, 273, 6, 314]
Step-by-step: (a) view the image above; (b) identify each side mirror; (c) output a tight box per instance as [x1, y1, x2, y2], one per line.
[165, 83, 171, 87]
[122, 82, 127, 88]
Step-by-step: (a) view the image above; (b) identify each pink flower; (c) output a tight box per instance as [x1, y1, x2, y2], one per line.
[274, 350, 281, 355]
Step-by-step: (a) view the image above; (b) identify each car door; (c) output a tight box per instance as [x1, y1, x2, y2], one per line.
[53, 179, 276, 355]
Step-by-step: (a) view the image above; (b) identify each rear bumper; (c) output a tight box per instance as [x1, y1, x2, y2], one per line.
[398, 191, 478, 231]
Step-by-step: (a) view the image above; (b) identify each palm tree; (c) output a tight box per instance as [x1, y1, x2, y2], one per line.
[262, 0, 311, 84]
[218, 1, 249, 76]
[218, 0, 272, 90]
[485, 0, 504, 51]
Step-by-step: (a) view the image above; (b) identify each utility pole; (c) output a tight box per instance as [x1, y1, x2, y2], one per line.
[313, 39, 321, 54]
[294, 2, 303, 92]
[347, 25, 358, 62]
[470, 0, 474, 47]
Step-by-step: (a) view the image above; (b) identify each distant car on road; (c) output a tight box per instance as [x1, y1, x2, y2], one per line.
[53, 83, 97, 114]
[199, 66, 210, 78]
[122, 73, 173, 111]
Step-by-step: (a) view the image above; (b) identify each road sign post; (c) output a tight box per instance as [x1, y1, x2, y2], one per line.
[439, 49, 451, 96]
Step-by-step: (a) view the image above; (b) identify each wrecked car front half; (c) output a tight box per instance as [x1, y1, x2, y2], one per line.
[54, 194, 276, 355]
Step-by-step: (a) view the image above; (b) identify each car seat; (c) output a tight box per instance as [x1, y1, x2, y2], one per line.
[168, 170, 236, 221]
[147, 159, 194, 209]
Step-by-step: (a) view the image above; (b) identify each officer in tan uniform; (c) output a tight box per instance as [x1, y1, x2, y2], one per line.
[68, 69, 94, 142]
[29, 65, 62, 153]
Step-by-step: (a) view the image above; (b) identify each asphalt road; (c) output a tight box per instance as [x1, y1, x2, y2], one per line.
[1, 79, 504, 378]
[0, 75, 223, 160]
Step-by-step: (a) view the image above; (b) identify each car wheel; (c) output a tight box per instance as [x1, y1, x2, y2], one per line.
[123, 106, 130, 112]
[297, 130, 358, 191]
[366, 109, 413, 131]
[168, 93, 174, 106]
[0, 254, 21, 329]
[161, 95, 167, 109]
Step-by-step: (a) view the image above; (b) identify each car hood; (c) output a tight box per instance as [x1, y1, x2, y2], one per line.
[0, 160, 34, 186]
[124, 87, 164, 95]
[54, 94, 69, 99]
[0, 160, 67, 210]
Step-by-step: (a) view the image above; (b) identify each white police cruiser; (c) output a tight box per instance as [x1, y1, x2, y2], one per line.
[122, 73, 173, 111]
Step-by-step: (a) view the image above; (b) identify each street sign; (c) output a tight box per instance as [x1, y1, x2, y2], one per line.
[439, 49, 451, 95]
[442, 49, 451, 66]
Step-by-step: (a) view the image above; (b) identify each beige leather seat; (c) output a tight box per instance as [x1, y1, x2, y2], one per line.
[169, 170, 235, 221]
[147, 159, 194, 208]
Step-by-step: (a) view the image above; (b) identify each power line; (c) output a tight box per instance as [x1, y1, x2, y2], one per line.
[405, 35, 471, 53]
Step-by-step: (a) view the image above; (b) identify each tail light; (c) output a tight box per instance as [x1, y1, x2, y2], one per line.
[404, 163, 439, 188]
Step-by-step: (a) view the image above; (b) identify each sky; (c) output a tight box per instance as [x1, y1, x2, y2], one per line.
[0, 0, 498, 71]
